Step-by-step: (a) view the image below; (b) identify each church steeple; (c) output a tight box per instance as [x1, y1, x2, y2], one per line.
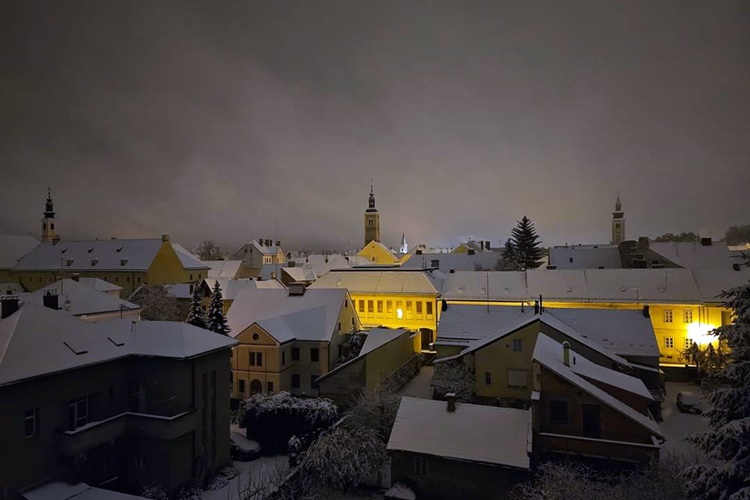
[611, 193, 625, 244]
[363, 182, 381, 248]
[42, 188, 58, 243]
[400, 232, 408, 254]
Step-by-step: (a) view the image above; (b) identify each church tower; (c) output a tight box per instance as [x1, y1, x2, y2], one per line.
[364, 184, 380, 248]
[41, 188, 58, 243]
[611, 194, 625, 244]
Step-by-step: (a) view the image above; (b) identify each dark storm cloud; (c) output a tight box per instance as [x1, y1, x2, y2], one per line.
[1, 0, 748, 252]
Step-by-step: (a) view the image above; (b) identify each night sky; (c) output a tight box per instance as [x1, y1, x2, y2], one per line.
[1, 1, 748, 251]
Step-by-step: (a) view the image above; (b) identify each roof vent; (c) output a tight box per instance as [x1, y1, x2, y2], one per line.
[566, 287, 573, 292]
[446, 393, 456, 413]
[619, 287, 627, 292]
[120, 258, 128, 266]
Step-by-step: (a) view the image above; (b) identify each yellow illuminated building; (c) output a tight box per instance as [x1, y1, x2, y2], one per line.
[358, 240, 400, 265]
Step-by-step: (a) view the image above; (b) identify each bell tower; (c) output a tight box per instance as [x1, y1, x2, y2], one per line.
[364, 183, 380, 248]
[42, 188, 58, 243]
[611, 194, 625, 244]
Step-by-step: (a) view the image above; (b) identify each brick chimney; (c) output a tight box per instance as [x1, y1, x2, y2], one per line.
[446, 393, 456, 413]
[43, 290, 59, 310]
[1, 295, 20, 319]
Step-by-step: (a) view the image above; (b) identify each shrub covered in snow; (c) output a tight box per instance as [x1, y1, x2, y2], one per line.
[174, 484, 203, 500]
[431, 359, 475, 402]
[681, 280, 750, 499]
[346, 385, 401, 441]
[239, 391, 339, 454]
[339, 333, 367, 362]
[141, 485, 168, 500]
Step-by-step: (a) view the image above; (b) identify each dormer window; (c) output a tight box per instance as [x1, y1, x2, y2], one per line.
[61, 248, 67, 254]
[66, 259, 74, 267]
[116, 247, 123, 253]
[120, 258, 128, 266]
[91, 259, 99, 266]
[87, 247, 94, 253]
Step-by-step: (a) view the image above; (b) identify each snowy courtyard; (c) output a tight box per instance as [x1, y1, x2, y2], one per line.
[659, 381, 710, 458]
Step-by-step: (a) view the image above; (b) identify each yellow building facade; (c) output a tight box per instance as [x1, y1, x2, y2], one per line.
[358, 240, 400, 265]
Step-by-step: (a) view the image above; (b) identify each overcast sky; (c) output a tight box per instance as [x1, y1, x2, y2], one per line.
[1, 1, 748, 252]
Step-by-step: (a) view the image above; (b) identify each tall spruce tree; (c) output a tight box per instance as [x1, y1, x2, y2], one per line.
[185, 281, 207, 329]
[681, 279, 750, 499]
[500, 238, 521, 271]
[510, 215, 543, 269]
[207, 281, 231, 336]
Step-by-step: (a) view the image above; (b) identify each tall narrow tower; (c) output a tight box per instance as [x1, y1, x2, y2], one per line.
[400, 232, 408, 254]
[611, 194, 625, 244]
[364, 183, 380, 248]
[42, 188, 58, 243]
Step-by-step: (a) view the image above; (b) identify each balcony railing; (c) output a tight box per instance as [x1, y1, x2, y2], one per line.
[58, 409, 197, 456]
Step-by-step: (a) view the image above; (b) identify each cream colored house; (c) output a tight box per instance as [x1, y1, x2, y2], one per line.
[226, 285, 361, 398]
[233, 239, 286, 269]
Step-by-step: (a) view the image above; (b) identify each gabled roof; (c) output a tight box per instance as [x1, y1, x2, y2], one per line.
[387, 396, 531, 469]
[13, 238, 208, 272]
[205, 260, 243, 280]
[283, 266, 318, 282]
[76, 277, 122, 293]
[0, 303, 237, 387]
[226, 287, 349, 342]
[649, 241, 735, 269]
[22, 279, 139, 317]
[310, 270, 441, 295]
[532, 334, 662, 437]
[401, 252, 500, 273]
[0, 235, 39, 269]
[549, 245, 622, 269]
[215, 278, 285, 300]
[436, 313, 630, 367]
[236, 239, 280, 256]
[691, 268, 750, 303]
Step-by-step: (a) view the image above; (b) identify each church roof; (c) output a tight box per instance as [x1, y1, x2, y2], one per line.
[0, 235, 40, 269]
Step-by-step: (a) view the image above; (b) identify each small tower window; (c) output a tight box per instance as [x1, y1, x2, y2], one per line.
[43, 223, 46, 230]
[50, 223, 55, 230]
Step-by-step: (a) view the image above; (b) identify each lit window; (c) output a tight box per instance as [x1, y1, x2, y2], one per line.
[512, 339, 523, 352]
[664, 309, 673, 323]
[406, 301, 413, 313]
[685, 338, 693, 349]
[683, 310, 693, 323]
[665, 337, 674, 349]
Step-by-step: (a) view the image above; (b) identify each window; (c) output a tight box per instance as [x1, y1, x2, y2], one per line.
[414, 456, 428, 477]
[416, 302, 423, 315]
[507, 369, 528, 389]
[114, 276, 119, 283]
[249, 352, 263, 367]
[292, 348, 300, 361]
[310, 375, 318, 388]
[104, 385, 114, 402]
[426, 302, 433, 316]
[683, 310, 693, 323]
[68, 398, 88, 430]
[198, 273, 202, 279]
[345, 300, 348, 308]
[386, 301, 393, 314]
[665, 337, 674, 349]
[239, 380, 245, 393]
[358, 300, 365, 313]
[310, 348, 319, 362]
[190, 274, 193, 281]
[126, 276, 131, 283]
[367, 300, 374, 314]
[282, 351, 286, 365]
[267, 381, 274, 393]
[137, 277, 141, 283]
[685, 338, 693, 349]
[664, 309, 673, 323]
[582, 404, 601, 438]
[721, 310, 732, 326]
[396, 301, 403, 319]
[377, 300, 383, 314]
[24, 408, 40, 438]
[512, 338, 523, 352]
[484, 372, 492, 385]
[292, 374, 300, 388]
[338, 322, 341, 331]
[550, 400, 568, 424]
[406, 301, 413, 313]
[51, 223, 55, 230]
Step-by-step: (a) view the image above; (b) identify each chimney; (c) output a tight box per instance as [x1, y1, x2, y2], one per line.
[638, 236, 650, 247]
[446, 393, 456, 413]
[539, 295, 543, 313]
[1, 295, 20, 319]
[562, 341, 571, 367]
[276, 240, 281, 247]
[288, 282, 306, 296]
[449, 268, 455, 273]
[161, 234, 170, 242]
[642, 305, 650, 318]
[416, 249, 422, 255]
[441, 299, 448, 312]
[43, 290, 59, 310]
[701, 237, 712, 246]
[71, 273, 80, 282]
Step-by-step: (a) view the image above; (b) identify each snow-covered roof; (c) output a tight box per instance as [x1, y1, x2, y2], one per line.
[387, 396, 531, 469]
[0, 303, 237, 387]
[691, 268, 750, 303]
[436, 304, 659, 358]
[548, 245, 622, 269]
[0, 235, 39, 269]
[437, 313, 630, 367]
[0, 283, 25, 294]
[215, 278, 284, 300]
[13, 238, 208, 272]
[442, 269, 711, 304]
[359, 328, 408, 357]
[289, 254, 374, 278]
[310, 270, 441, 295]
[226, 287, 349, 342]
[532, 334, 662, 437]
[23, 481, 144, 500]
[205, 259, 243, 280]
[22, 279, 139, 317]
[76, 277, 122, 293]
[164, 282, 196, 299]
[649, 241, 735, 269]
[236, 239, 280, 256]
[283, 266, 318, 282]
[401, 252, 500, 273]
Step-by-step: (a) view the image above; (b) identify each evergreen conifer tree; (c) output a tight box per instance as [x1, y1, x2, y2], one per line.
[681, 279, 750, 499]
[510, 215, 543, 269]
[207, 280, 231, 336]
[185, 281, 207, 329]
[500, 238, 520, 270]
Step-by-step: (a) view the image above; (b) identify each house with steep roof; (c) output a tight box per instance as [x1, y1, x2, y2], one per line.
[531, 334, 663, 464]
[358, 240, 400, 265]
[11, 235, 209, 298]
[0, 296, 237, 498]
[387, 396, 531, 500]
[226, 286, 362, 398]
[232, 239, 285, 270]
[204, 259, 245, 280]
[310, 269, 442, 350]
[316, 328, 416, 404]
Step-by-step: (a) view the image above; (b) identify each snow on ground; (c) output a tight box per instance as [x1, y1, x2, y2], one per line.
[203, 455, 288, 500]
[399, 365, 433, 399]
[659, 381, 710, 459]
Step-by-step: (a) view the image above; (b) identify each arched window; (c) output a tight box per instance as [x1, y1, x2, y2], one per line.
[250, 379, 263, 395]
